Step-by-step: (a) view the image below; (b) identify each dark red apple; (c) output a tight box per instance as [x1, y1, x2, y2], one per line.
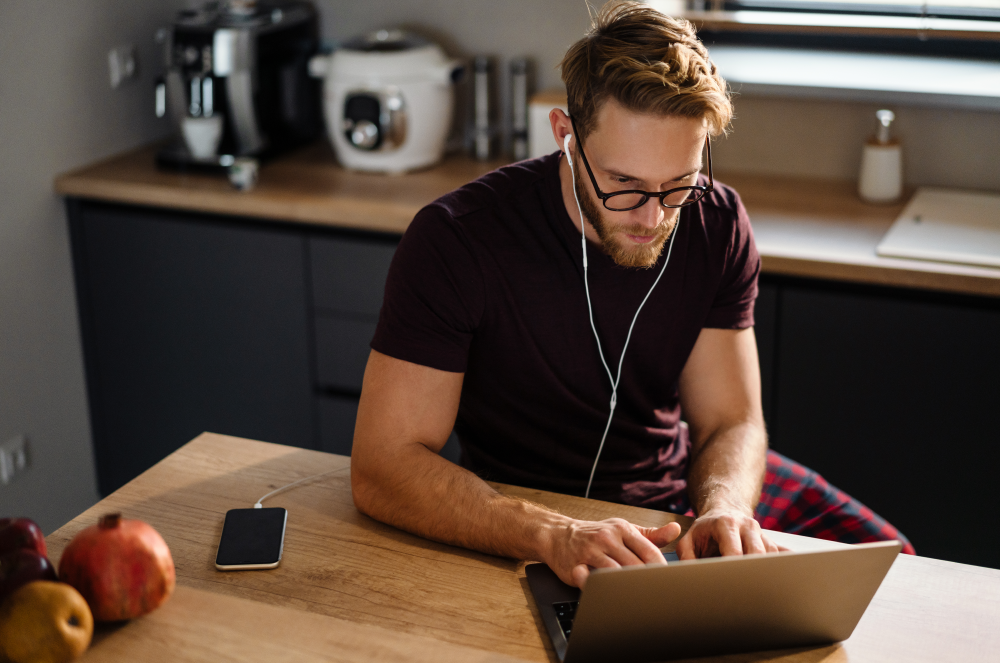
[0, 517, 47, 558]
[0, 549, 58, 602]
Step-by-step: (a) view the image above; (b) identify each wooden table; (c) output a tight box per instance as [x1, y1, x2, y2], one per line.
[46, 433, 1000, 662]
[54, 143, 1000, 298]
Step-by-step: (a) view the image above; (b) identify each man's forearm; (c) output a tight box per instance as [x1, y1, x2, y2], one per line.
[686, 420, 767, 517]
[352, 440, 566, 561]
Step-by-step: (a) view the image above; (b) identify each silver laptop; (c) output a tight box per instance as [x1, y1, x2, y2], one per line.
[526, 540, 901, 662]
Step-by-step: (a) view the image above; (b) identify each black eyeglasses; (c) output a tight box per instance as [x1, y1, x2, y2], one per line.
[570, 117, 713, 211]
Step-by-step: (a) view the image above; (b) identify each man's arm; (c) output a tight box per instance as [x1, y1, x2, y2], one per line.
[676, 327, 783, 558]
[351, 349, 682, 588]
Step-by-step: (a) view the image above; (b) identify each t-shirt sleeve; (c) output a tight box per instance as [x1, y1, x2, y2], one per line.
[370, 204, 484, 373]
[703, 190, 760, 329]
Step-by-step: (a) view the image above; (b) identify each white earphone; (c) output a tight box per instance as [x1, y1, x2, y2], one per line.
[564, 132, 680, 498]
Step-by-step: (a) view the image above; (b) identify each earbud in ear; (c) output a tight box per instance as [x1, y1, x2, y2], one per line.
[563, 133, 572, 156]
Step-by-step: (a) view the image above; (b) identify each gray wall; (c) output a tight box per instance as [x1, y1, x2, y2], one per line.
[0, 0, 183, 533]
[1, 0, 996, 534]
[715, 96, 1000, 192]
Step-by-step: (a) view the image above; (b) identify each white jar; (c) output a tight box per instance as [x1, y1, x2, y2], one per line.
[858, 110, 903, 204]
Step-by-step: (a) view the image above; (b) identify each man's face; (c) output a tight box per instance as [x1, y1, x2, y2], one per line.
[571, 100, 707, 269]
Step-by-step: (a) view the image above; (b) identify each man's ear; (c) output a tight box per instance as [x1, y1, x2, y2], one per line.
[549, 108, 573, 154]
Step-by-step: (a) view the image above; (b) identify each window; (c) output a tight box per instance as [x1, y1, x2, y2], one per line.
[652, 0, 1000, 105]
[725, 1, 1000, 21]
[680, 0, 1000, 57]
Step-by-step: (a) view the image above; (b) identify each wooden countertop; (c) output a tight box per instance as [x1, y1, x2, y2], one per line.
[55, 142, 506, 236]
[47, 433, 1000, 662]
[55, 143, 1000, 297]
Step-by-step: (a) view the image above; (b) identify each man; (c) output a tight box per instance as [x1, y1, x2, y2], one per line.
[351, 1, 912, 589]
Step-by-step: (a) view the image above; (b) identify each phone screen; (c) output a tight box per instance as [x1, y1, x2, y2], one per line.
[215, 507, 287, 570]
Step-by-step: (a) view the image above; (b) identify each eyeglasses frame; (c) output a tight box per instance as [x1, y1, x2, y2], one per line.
[569, 117, 714, 211]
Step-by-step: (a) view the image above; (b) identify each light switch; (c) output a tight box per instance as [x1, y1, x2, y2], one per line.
[109, 44, 138, 89]
[0, 435, 29, 485]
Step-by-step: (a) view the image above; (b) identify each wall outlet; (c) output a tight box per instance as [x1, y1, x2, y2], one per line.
[108, 44, 138, 89]
[0, 435, 29, 485]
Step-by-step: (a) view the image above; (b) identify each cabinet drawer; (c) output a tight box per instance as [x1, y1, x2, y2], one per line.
[315, 315, 377, 390]
[309, 236, 397, 316]
[318, 395, 359, 455]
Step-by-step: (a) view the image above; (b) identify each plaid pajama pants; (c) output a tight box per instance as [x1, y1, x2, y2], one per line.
[674, 450, 916, 554]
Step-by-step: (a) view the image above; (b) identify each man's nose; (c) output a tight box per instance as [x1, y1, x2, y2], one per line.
[632, 199, 663, 230]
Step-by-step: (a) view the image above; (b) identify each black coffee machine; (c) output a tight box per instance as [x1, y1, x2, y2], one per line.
[155, 0, 323, 170]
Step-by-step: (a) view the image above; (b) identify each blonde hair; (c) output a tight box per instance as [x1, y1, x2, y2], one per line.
[560, 1, 732, 140]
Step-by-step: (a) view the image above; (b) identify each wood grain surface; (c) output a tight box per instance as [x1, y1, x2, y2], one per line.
[54, 142, 1000, 298]
[46, 433, 1000, 663]
[54, 142, 507, 235]
[81, 585, 527, 663]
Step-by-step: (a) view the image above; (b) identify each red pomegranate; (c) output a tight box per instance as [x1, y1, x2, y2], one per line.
[57, 513, 175, 621]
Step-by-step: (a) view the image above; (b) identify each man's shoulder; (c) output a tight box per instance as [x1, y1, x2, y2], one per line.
[420, 152, 561, 225]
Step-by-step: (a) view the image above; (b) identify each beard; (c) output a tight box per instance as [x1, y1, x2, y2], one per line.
[572, 153, 677, 269]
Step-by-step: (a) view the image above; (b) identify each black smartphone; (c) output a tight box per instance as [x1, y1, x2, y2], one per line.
[215, 507, 288, 571]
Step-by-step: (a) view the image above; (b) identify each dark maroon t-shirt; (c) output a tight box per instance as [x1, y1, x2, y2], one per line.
[371, 151, 759, 510]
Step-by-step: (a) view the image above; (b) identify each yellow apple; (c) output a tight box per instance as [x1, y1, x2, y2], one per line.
[0, 580, 93, 663]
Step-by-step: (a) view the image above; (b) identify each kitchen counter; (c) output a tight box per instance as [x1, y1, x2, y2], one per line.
[55, 142, 1000, 298]
[55, 142, 506, 236]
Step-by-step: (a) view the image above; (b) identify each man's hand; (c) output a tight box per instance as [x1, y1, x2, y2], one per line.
[542, 518, 683, 588]
[675, 507, 784, 559]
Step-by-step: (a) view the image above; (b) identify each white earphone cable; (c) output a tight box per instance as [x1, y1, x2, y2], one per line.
[564, 134, 678, 499]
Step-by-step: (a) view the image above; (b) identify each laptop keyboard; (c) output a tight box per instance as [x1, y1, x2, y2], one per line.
[553, 601, 580, 638]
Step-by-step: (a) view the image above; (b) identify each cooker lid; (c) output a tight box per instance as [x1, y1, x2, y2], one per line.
[343, 30, 428, 53]
[327, 29, 460, 83]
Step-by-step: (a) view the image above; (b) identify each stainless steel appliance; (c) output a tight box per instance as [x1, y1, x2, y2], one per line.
[155, 0, 323, 170]
[472, 56, 495, 160]
[510, 58, 531, 161]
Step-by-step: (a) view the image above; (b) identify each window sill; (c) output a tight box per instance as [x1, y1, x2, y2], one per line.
[709, 45, 1000, 111]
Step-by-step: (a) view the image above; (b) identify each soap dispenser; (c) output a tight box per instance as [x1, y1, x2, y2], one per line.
[858, 110, 903, 204]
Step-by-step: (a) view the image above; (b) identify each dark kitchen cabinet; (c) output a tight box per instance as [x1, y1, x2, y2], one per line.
[308, 234, 398, 455]
[318, 394, 361, 456]
[753, 281, 778, 428]
[759, 276, 1000, 569]
[67, 200, 399, 495]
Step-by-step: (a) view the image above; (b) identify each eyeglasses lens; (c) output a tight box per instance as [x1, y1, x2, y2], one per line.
[604, 192, 648, 211]
[604, 188, 705, 211]
[664, 188, 702, 207]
